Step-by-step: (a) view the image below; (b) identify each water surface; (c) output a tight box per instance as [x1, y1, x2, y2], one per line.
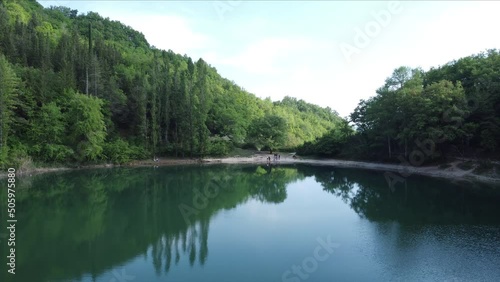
[1, 164, 499, 282]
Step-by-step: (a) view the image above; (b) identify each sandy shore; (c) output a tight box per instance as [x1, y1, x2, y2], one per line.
[2, 154, 499, 184]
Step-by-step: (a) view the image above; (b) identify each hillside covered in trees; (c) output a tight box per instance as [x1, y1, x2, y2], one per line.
[0, 0, 344, 168]
[299, 50, 500, 164]
[1, 0, 498, 171]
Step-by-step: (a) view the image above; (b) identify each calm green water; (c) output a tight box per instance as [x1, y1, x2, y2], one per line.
[1, 164, 500, 282]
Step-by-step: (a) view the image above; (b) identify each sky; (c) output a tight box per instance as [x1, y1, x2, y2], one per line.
[38, 0, 500, 118]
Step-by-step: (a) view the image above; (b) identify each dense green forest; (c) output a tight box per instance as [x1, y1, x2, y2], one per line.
[0, 0, 344, 168]
[1, 0, 499, 170]
[299, 51, 500, 164]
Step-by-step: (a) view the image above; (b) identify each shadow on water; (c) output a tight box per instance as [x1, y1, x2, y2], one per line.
[0, 164, 499, 281]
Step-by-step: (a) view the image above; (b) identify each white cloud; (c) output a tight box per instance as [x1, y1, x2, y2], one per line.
[221, 38, 302, 75]
[109, 14, 212, 56]
[199, 36, 354, 115]
[213, 37, 334, 74]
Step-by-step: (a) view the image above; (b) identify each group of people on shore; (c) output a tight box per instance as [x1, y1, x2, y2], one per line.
[267, 153, 280, 163]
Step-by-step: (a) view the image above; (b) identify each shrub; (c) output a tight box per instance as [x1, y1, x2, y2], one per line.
[129, 145, 149, 160]
[103, 139, 132, 164]
[31, 144, 73, 163]
[2, 142, 33, 171]
[208, 138, 232, 156]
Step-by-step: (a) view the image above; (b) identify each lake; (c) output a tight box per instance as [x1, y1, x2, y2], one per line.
[1, 164, 500, 282]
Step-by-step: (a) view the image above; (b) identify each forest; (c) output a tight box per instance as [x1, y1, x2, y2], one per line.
[298, 52, 500, 164]
[1, 0, 499, 170]
[0, 0, 344, 169]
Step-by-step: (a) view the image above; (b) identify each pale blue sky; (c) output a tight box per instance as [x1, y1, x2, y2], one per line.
[38, 1, 500, 117]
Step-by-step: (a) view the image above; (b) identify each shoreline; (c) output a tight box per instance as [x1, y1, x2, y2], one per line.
[0, 158, 202, 179]
[2, 155, 499, 185]
[203, 155, 500, 185]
